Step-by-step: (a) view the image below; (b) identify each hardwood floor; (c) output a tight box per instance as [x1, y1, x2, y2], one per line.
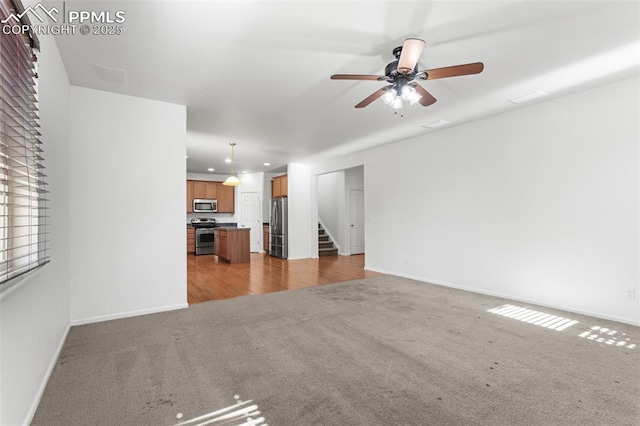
[187, 253, 378, 304]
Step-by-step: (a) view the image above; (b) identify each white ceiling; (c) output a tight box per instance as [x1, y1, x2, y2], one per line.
[52, 0, 640, 174]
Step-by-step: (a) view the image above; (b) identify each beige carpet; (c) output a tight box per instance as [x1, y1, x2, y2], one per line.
[33, 275, 640, 425]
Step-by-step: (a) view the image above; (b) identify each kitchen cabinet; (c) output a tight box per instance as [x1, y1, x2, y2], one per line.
[205, 182, 217, 199]
[271, 176, 281, 198]
[271, 174, 288, 198]
[216, 183, 234, 213]
[281, 175, 287, 197]
[193, 181, 217, 199]
[187, 227, 195, 254]
[193, 181, 206, 199]
[213, 228, 250, 263]
[186, 181, 194, 213]
[218, 231, 228, 260]
[187, 180, 235, 213]
[213, 231, 220, 255]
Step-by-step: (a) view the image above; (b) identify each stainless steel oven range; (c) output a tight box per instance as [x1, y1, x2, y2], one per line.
[191, 218, 216, 255]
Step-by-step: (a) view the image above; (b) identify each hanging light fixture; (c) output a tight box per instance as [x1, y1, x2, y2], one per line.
[223, 143, 241, 186]
[382, 82, 422, 110]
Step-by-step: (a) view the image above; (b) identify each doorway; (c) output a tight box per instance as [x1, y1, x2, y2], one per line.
[315, 165, 364, 256]
[240, 191, 261, 252]
[349, 189, 364, 254]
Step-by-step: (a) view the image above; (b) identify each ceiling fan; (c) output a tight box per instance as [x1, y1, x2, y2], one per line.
[331, 38, 484, 109]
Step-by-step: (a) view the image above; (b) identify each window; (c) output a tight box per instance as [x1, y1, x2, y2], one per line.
[0, 0, 49, 284]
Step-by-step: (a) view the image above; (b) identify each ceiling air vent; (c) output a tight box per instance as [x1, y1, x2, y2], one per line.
[422, 120, 450, 129]
[95, 64, 127, 84]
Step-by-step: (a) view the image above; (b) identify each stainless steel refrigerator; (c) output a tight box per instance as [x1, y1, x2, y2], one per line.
[270, 197, 288, 259]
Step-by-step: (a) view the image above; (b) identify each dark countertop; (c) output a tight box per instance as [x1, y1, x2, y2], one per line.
[187, 223, 237, 229]
[214, 227, 250, 232]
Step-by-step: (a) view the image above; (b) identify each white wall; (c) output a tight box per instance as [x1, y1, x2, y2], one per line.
[317, 171, 346, 252]
[288, 164, 312, 259]
[345, 166, 364, 191]
[69, 87, 187, 324]
[364, 77, 639, 325]
[310, 151, 365, 176]
[0, 33, 71, 425]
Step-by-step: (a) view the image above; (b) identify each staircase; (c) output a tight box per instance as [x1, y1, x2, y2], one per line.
[318, 223, 338, 257]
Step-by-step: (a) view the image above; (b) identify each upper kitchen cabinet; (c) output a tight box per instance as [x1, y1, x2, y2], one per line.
[187, 180, 194, 213]
[272, 174, 288, 198]
[193, 181, 217, 199]
[216, 183, 234, 213]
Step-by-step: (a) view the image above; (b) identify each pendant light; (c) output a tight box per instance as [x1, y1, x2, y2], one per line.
[223, 143, 241, 186]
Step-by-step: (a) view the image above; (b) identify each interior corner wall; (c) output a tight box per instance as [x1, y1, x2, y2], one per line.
[0, 33, 71, 425]
[287, 163, 312, 259]
[69, 87, 187, 324]
[364, 77, 639, 325]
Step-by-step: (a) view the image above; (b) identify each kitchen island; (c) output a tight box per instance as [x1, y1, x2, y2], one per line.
[213, 227, 250, 264]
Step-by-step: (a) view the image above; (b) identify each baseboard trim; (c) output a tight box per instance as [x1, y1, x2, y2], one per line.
[24, 323, 71, 426]
[364, 267, 640, 327]
[70, 303, 189, 326]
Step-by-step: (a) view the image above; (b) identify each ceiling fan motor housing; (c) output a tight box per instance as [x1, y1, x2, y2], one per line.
[385, 60, 399, 77]
[386, 45, 419, 79]
[385, 60, 418, 80]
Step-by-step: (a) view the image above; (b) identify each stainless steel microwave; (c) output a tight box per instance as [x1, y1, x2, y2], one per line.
[193, 199, 217, 213]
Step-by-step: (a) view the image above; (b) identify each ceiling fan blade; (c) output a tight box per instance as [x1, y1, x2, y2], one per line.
[355, 86, 391, 108]
[331, 74, 386, 81]
[397, 38, 426, 74]
[423, 62, 484, 80]
[409, 83, 437, 106]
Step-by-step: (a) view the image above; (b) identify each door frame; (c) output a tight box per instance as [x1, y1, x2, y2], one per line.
[311, 165, 365, 258]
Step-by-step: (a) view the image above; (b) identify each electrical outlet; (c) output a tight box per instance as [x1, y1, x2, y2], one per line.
[627, 289, 636, 300]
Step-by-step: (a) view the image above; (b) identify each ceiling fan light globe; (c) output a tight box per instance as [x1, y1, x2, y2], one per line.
[391, 97, 403, 109]
[409, 92, 422, 105]
[382, 90, 396, 105]
[401, 85, 414, 101]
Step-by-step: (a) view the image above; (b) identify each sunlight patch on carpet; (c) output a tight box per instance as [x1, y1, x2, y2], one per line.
[174, 395, 267, 426]
[579, 326, 636, 349]
[487, 304, 578, 331]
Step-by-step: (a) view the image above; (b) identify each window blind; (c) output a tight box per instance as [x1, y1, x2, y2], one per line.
[0, 0, 49, 284]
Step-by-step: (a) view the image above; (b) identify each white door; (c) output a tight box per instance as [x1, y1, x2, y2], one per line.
[350, 189, 365, 254]
[240, 192, 261, 252]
